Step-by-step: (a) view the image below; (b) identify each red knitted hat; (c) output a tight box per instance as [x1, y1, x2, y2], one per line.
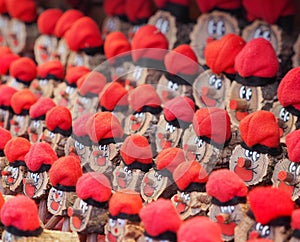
[242, 0, 295, 24]
[6, 0, 37, 23]
[192, 107, 231, 146]
[24, 142, 58, 172]
[65, 17, 103, 52]
[76, 172, 112, 203]
[206, 169, 248, 203]
[104, 31, 131, 60]
[54, 9, 84, 38]
[128, 84, 162, 113]
[131, 25, 168, 62]
[29, 97, 56, 120]
[37, 8, 63, 35]
[87, 112, 124, 143]
[286, 129, 300, 163]
[156, 147, 185, 173]
[125, 0, 153, 24]
[277, 67, 300, 114]
[49, 155, 82, 188]
[103, 0, 126, 16]
[73, 112, 92, 138]
[0, 53, 20, 75]
[291, 209, 300, 230]
[120, 135, 153, 166]
[205, 33, 246, 75]
[239, 110, 281, 151]
[0, 85, 17, 108]
[139, 198, 182, 238]
[164, 96, 195, 123]
[248, 186, 294, 225]
[4, 137, 31, 164]
[99, 82, 128, 111]
[164, 44, 200, 76]
[173, 161, 208, 191]
[0, 127, 12, 151]
[1, 195, 42, 235]
[45, 106, 72, 133]
[154, 0, 189, 8]
[65, 65, 90, 86]
[196, 0, 242, 13]
[0, 0, 7, 14]
[37, 60, 64, 80]
[10, 57, 37, 83]
[11, 89, 37, 115]
[234, 38, 279, 86]
[177, 216, 223, 242]
[78, 72, 107, 97]
[109, 190, 143, 218]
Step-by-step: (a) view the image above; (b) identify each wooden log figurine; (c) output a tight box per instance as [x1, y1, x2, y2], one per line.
[0, 128, 12, 193]
[235, 187, 294, 242]
[157, 44, 201, 104]
[124, 84, 162, 155]
[52, 10, 84, 68]
[0, 52, 20, 85]
[46, 156, 82, 231]
[1, 195, 80, 242]
[23, 142, 58, 223]
[127, 25, 168, 89]
[53, 65, 90, 109]
[71, 71, 106, 121]
[69, 172, 112, 241]
[190, 11, 239, 66]
[272, 129, 300, 203]
[155, 96, 195, 153]
[85, 112, 123, 176]
[229, 111, 284, 188]
[141, 148, 185, 203]
[28, 98, 56, 144]
[65, 17, 105, 70]
[138, 198, 181, 242]
[30, 60, 64, 99]
[113, 135, 152, 193]
[206, 169, 249, 241]
[226, 38, 280, 129]
[6, 57, 37, 91]
[43, 106, 72, 157]
[33, 9, 63, 65]
[0, 85, 17, 130]
[5, 0, 39, 57]
[2, 137, 30, 195]
[105, 190, 144, 242]
[0, 11, 9, 47]
[99, 82, 129, 126]
[183, 108, 233, 173]
[277, 67, 300, 131]
[177, 216, 223, 242]
[290, 209, 300, 242]
[171, 161, 211, 220]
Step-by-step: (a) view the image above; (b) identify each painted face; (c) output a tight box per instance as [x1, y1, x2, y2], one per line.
[106, 217, 127, 241]
[53, 134, 68, 158]
[47, 187, 67, 215]
[10, 114, 30, 137]
[54, 83, 77, 108]
[28, 120, 44, 144]
[227, 82, 263, 127]
[155, 117, 183, 153]
[190, 11, 239, 65]
[0, 109, 10, 129]
[209, 204, 246, 240]
[242, 20, 281, 55]
[0, 15, 8, 46]
[141, 169, 168, 202]
[272, 159, 300, 200]
[89, 144, 112, 172]
[23, 171, 49, 199]
[67, 51, 105, 70]
[6, 19, 26, 54]
[230, 145, 269, 186]
[34, 35, 58, 64]
[30, 79, 55, 99]
[248, 222, 289, 241]
[69, 199, 91, 232]
[102, 16, 122, 38]
[72, 96, 98, 121]
[193, 71, 230, 109]
[2, 165, 26, 192]
[126, 65, 147, 88]
[52, 38, 70, 66]
[126, 112, 154, 135]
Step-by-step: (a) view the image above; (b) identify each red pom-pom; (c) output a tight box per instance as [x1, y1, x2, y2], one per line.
[10, 57, 37, 82]
[156, 147, 185, 173]
[78, 72, 107, 96]
[65, 65, 90, 86]
[0, 85, 17, 108]
[6, 0, 37, 22]
[29, 97, 56, 120]
[37, 60, 64, 80]
[0, 127, 12, 151]
[45, 106, 72, 132]
[37, 8, 63, 35]
[4, 137, 31, 163]
[11, 89, 37, 115]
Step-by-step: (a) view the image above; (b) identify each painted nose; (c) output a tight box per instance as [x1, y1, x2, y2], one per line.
[237, 157, 251, 168]
[229, 99, 248, 111]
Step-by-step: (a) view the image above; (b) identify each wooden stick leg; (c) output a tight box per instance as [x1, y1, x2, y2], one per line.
[62, 216, 71, 232]
[87, 233, 98, 242]
[38, 199, 48, 224]
[45, 215, 63, 229]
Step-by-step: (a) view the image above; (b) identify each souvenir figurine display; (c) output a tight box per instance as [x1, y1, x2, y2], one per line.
[0, 85, 17, 130]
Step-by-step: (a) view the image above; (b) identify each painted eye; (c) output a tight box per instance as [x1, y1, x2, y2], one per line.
[239, 86, 247, 99]
[172, 83, 179, 91]
[229, 206, 235, 213]
[75, 140, 80, 149]
[245, 88, 252, 101]
[254, 28, 263, 38]
[170, 125, 176, 133]
[74, 55, 84, 66]
[245, 149, 252, 158]
[289, 162, 297, 173]
[79, 200, 88, 213]
[198, 138, 204, 148]
[220, 206, 227, 213]
[183, 193, 190, 201]
[134, 113, 140, 118]
[49, 131, 55, 139]
[296, 165, 300, 176]
[79, 143, 84, 150]
[157, 174, 162, 181]
[117, 218, 126, 227]
[31, 173, 40, 183]
[58, 191, 64, 197]
[262, 30, 271, 41]
[261, 225, 271, 237]
[194, 136, 200, 144]
[145, 237, 153, 242]
[154, 171, 158, 177]
[214, 79, 222, 90]
[216, 20, 225, 36]
[33, 120, 40, 128]
[255, 222, 263, 231]
[208, 19, 217, 35]
[209, 75, 216, 86]
[124, 166, 128, 173]
[279, 108, 290, 122]
[139, 113, 144, 118]
[132, 66, 143, 80]
[168, 81, 174, 89]
[109, 218, 116, 227]
[252, 151, 260, 162]
[81, 97, 89, 104]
